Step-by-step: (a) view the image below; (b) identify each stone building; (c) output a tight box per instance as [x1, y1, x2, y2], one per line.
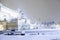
[0, 18, 7, 31]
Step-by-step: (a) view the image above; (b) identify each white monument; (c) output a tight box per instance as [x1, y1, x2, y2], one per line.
[18, 9, 27, 31]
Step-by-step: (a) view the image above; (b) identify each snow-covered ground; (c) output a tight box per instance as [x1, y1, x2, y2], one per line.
[0, 34, 60, 40]
[0, 29, 60, 40]
[0, 35, 60, 40]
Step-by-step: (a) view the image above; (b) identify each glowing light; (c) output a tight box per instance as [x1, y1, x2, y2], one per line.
[55, 24, 60, 29]
[1, 6, 19, 18]
[0, 24, 4, 31]
[0, 4, 19, 21]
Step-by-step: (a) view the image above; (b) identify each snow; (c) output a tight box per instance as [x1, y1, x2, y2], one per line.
[0, 30, 60, 40]
[0, 34, 60, 40]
